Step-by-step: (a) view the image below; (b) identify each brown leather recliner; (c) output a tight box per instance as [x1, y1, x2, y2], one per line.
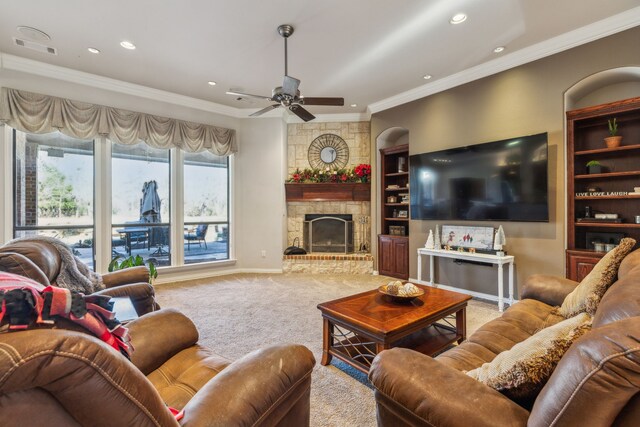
[369, 249, 640, 427]
[0, 308, 316, 426]
[0, 239, 158, 315]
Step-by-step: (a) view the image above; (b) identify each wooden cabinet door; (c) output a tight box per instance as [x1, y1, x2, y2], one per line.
[378, 235, 394, 277]
[567, 251, 601, 281]
[392, 238, 409, 279]
[378, 235, 409, 279]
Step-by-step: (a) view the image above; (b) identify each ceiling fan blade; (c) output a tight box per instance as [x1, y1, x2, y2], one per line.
[226, 90, 272, 101]
[300, 97, 344, 106]
[250, 104, 281, 117]
[289, 104, 315, 122]
[282, 75, 300, 97]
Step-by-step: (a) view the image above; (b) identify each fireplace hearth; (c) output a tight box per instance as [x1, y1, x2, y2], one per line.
[303, 214, 354, 253]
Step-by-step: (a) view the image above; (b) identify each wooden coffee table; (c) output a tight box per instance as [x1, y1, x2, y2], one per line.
[317, 284, 471, 373]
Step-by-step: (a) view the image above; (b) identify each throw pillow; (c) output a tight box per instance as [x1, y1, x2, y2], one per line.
[466, 312, 592, 402]
[559, 237, 636, 317]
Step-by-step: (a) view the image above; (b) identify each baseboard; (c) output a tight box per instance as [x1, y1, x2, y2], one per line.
[154, 266, 283, 285]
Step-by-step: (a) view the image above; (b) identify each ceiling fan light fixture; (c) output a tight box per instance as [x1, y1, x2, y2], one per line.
[227, 24, 344, 121]
[450, 13, 467, 24]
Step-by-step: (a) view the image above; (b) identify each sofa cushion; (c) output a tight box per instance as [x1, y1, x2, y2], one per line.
[593, 268, 640, 328]
[528, 317, 640, 427]
[466, 312, 592, 403]
[437, 299, 564, 372]
[559, 237, 635, 317]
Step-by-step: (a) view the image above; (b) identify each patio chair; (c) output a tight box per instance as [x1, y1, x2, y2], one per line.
[184, 224, 208, 250]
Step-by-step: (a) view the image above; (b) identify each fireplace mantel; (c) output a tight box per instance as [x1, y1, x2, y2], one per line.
[285, 183, 370, 202]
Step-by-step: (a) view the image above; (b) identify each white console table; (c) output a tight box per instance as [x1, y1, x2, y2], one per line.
[416, 248, 515, 312]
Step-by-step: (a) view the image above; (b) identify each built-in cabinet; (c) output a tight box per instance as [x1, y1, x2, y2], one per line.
[566, 97, 640, 281]
[378, 144, 409, 279]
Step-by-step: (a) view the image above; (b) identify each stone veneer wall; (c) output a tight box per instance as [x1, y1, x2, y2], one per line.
[286, 121, 371, 251]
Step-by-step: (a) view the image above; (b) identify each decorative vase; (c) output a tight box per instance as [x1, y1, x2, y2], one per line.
[604, 136, 622, 148]
[587, 165, 603, 174]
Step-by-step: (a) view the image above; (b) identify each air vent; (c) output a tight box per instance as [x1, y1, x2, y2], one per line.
[13, 37, 57, 55]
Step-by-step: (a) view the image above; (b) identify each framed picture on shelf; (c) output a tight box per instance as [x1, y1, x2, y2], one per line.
[399, 193, 409, 204]
[389, 226, 406, 236]
[397, 210, 408, 218]
[386, 195, 397, 203]
[441, 225, 494, 250]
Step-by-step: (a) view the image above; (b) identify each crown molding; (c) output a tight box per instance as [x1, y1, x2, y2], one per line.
[0, 52, 244, 117]
[369, 6, 640, 114]
[284, 111, 371, 123]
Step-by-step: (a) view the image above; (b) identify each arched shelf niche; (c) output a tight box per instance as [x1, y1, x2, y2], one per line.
[563, 66, 640, 258]
[375, 127, 409, 237]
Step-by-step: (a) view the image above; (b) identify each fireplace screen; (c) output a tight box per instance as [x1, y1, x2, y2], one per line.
[303, 214, 354, 253]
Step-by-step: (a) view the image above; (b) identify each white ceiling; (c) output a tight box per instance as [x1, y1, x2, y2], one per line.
[0, 0, 639, 118]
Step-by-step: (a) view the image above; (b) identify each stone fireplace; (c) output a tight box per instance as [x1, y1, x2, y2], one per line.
[283, 121, 373, 274]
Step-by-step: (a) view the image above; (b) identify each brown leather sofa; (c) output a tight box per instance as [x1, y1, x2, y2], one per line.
[0, 239, 158, 315]
[0, 308, 316, 426]
[369, 249, 640, 427]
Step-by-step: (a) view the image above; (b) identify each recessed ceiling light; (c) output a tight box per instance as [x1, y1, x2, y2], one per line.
[350, 104, 357, 108]
[423, 74, 432, 80]
[493, 46, 505, 53]
[207, 81, 217, 86]
[87, 47, 100, 54]
[450, 13, 467, 24]
[120, 40, 136, 50]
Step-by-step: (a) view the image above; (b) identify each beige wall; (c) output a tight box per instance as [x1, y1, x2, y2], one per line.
[371, 27, 640, 297]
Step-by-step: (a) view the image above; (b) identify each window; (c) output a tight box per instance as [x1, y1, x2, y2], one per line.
[9, 129, 230, 271]
[111, 142, 171, 266]
[183, 151, 229, 263]
[13, 130, 95, 268]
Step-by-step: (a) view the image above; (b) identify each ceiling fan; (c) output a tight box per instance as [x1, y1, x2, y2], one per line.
[226, 24, 344, 122]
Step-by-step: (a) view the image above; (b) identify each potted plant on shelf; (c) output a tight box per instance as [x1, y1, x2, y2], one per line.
[605, 118, 622, 148]
[586, 160, 603, 174]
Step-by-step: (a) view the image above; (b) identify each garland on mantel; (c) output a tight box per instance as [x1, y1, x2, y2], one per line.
[288, 164, 371, 183]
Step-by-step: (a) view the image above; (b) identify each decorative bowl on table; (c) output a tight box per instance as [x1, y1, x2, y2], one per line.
[378, 281, 424, 302]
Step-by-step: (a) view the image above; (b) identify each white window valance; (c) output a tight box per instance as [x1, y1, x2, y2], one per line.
[0, 87, 237, 155]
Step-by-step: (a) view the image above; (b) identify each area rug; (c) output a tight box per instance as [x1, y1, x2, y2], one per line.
[154, 273, 500, 427]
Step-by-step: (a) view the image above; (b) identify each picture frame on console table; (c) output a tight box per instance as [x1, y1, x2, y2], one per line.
[441, 225, 494, 251]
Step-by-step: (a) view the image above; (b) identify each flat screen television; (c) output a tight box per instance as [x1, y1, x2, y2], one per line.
[409, 133, 549, 222]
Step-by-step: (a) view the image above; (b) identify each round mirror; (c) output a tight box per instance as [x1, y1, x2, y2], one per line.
[308, 134, 349, 169]
[320, 146, 337, 164]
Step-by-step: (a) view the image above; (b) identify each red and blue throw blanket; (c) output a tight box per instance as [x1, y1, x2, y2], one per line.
[0, 271, 131, 359]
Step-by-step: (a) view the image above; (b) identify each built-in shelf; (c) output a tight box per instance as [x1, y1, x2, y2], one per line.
[384, 217, 409, 221]
[574, 143, 640, 156]
[385, 172, 409, 177]
[575, 195, 640, 200]
[575, 223, 640, 228]
[384, 187, 409, 192]
[575, 171, 640, 179]
[385, 203, 410, 206]
[566, 96, 640, 281]
[284, 183, 370, 202]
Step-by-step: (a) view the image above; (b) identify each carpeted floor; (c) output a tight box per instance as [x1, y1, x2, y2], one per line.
[154, 273, 500, 427]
